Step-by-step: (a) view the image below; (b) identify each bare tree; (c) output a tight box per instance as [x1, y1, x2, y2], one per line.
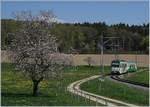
[9, 10, 69, 96]
[83, 56, 96, 67]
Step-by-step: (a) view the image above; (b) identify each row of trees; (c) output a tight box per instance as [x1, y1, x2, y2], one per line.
[2, 17, 149, 54]
[51, 22, 149, 54]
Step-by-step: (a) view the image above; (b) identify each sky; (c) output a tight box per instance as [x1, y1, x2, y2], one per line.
[1, 1, 149, 25]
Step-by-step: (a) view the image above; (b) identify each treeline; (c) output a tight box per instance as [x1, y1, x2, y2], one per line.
[1, 19, 149, 54]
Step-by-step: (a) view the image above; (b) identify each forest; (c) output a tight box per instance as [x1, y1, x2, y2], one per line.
[1, 19, 149, 54]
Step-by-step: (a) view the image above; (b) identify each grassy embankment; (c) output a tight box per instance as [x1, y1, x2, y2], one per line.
[125, 69, 149, 84]
[80, 69, 149, 106]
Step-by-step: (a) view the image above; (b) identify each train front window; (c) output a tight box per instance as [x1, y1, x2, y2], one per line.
[111, 64, 119, 67]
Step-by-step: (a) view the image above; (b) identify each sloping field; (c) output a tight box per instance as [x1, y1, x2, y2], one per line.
[125, 70, 149, 84]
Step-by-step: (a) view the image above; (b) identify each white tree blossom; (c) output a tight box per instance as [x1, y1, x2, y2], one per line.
[9, 10, 71, 96]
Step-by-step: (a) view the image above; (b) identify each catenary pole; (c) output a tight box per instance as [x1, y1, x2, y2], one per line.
[99, 34, 120, 79]
[100, 34, 104, 76]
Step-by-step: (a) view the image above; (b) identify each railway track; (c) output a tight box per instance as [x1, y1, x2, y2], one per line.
[103, 69, 149, 88]
[110, 75, 149, 88]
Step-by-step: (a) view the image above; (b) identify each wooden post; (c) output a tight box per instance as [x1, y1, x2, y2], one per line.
[96, 97, 98, 106]
[105, 99, 108, 106]
[77, 91, 79, 101]
[89, 95, 91, 105]
[84, 94, 87, 105]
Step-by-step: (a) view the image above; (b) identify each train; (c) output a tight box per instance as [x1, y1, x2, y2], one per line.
[111, 59, 137, 74]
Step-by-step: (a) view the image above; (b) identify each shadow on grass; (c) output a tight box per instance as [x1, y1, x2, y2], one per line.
[1, 92, 58, 106]
[1, 92, 55, 98]
[2, 92, 33, 97]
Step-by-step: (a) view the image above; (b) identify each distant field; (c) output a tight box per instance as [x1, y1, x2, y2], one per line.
[2, 63, 109, 106]
[80, 77, 149, 106]
[125, 69, 149, 84]
[2, 51, 149, 67]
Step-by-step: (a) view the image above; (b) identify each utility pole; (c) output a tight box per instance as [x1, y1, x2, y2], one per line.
[115, 38, 120, 59]
[135, 51, 138, 66]
[100, 34, 104, 77]
[99, 34, 120, 80]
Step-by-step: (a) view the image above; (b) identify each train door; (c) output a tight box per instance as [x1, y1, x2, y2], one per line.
[119, 62, 127, 74]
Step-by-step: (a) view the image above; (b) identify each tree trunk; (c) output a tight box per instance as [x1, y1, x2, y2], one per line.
[32, 80, 39, 96]
[89, 63, 91, 67]
[32, 77, 43, 96]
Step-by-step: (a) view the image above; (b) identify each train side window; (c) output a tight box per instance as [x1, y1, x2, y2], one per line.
[124, 64, 127, 68]
[130, 64, 135, 68]
[130, 65, 132, 68]
[132, 65, 135, 68]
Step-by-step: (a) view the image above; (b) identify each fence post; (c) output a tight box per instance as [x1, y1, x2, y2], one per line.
[77, 91, 79, 102]
[105, 99, 108, 106]
[84, 94, 87, 105]
[76, 91, 78, 101]
[96, 96, 99, 106]
[64, 87, 66, 94]
[73, 90, 75, 99]
[96, 97, 97, 106]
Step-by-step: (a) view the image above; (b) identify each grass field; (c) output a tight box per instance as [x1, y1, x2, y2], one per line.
[2, 63, 110, 106]
[80, 77, 149, 106]
[125, 70, 149, 84]
[2, 63, 149, 106]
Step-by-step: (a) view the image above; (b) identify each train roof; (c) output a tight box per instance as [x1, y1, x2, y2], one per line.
[127, 61, 136, 64]
[111, 59, 126, 63]
[111, 60, 136, 64]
